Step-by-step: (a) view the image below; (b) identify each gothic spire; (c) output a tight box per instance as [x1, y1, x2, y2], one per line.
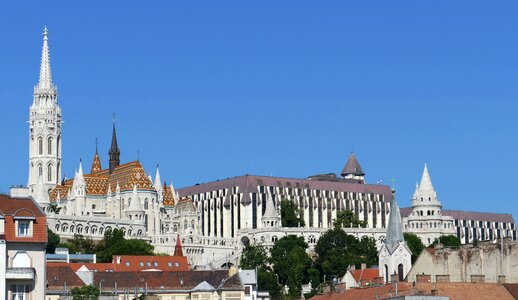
[108, 121, 120, 174]
[38, 26, 54, 90]
[154, 164, 162, 191]
[384, 191, 405, 253]
[91, 140, 102, 174]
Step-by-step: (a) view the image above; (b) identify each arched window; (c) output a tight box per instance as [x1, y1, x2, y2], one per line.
[47, 165, 53, 182]
[38, 137, 43, 155]
[48, 137, 53, 155]
[38, 164, 43, 177]
[144, 199, 149, 210]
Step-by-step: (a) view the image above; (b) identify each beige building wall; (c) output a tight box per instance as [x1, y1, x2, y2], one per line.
[7, 242, 46, 300]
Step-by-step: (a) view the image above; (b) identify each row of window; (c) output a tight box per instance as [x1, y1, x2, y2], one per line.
[123, 261, 180, 268]
[36, 136, 59, 156]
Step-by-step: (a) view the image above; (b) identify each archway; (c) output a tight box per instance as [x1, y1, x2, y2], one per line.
[398, 263, 404, 281]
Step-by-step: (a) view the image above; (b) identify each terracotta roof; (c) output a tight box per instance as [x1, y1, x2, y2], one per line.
[91, 151, 102, 174]
[46, 265, 85, 290]
[0, 195, 47, 243]
[310, 282, 514, 300]
[111, 255, 189, 272]
[350, 268, 379, 284]
[163, 182, 175, 207]
[50, 160, 155, 201]
[92, 270, 243, 291]
[47, 255, 189, 273]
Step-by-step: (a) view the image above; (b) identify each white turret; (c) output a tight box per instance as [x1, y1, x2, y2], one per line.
[154, 165, 162, 193]
[28, 26, 62, 199]
[262, 193, 281, 227]
[125, 185, 144, 222]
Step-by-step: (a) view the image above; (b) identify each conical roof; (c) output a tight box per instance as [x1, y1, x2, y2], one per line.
[91, 147, 102, 174]
[384, 192, 405, 253]
[419, 163, 434, 194]
[262, 193, 280, 220]
[174, 235, 184, 257]
[341, 152, 365, 177]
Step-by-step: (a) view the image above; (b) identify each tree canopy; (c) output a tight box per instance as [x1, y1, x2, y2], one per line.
[403, 232, 425, 263]
[280, 199, 305, 227]
[46, 228, 61, 254]
[239, 244, 281, 298]
[315, 227, 377, 278]
[270, 235, 311, 298]
[96, 229, 154, 262]
[333, 210, 366, 228]
[432, 235, 461, 248]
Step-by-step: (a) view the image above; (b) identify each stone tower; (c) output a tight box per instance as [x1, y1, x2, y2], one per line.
[341, 152, 365, 183]
[379, 191, 412, 283]
[28, 26, 62, 200]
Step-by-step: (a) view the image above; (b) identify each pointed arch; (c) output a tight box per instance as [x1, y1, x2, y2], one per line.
[38, 137, 43, 155]
[48, 136, 53, 155]
[38, 164, 43, 177]
[47, 164, 53, 182]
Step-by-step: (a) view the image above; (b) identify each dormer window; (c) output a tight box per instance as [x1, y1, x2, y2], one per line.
[17, 220, 31, 237]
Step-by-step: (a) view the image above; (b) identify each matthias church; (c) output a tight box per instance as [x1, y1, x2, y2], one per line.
[11, 28, 518, 269]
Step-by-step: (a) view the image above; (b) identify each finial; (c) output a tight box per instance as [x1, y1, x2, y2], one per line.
[137, 150, 140, 161]
[95, 138, 99, 153]
[112, 112, 116, 124]
[43, 26, 48, 40]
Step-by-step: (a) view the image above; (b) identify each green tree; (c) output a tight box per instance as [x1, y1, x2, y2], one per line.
[280, 199, 305, 227]
[58, 234, 96, 254]
[333, 210, 366, 228]
[404, 232, 425, 263]
[71, 285, 100, 300]
[258, 269, 282, 299]
[315, 227, 378, 279]
[46, 228, 60, 254]
[432, 235, 461, 248]
[240, 244, 270, 270]
[96, 229, 154, 263]
[48, 202, 62, 214]
[270, 235, 311, 298]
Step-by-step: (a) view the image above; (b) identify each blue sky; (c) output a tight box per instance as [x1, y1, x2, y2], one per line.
[1, 2, 518, 218]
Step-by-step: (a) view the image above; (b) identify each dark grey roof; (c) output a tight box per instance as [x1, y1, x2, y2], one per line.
[178, 175, 392, 202]
[385, 193, 405, 254]
[341, 152, 365, 177]
[400, 207, 514, 223]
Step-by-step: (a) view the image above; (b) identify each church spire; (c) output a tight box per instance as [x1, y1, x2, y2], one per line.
[174, 235, 184, 257]
[91, 139, 102, 174]
[108, 120, 120, 174]
[38, 26, 53, 90]
[384, 191, 405, 253]
[419, 163, 434, 193]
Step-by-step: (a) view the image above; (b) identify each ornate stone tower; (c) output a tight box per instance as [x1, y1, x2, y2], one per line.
[28, 26, 62, 200]
[379, 191, 412, 283]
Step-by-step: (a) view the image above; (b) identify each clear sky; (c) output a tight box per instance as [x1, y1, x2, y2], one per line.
[1, 2, 518, 218]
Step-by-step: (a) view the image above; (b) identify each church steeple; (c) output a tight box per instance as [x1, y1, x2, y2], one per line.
[108, 121, 120, 174]
[28, 26, 62, 200]
[38, 26, 53, 90]
[91, 140, 102, 174]
[385, 192, 405, 253]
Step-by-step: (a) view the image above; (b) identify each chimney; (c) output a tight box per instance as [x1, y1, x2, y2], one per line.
[361, 263, 366, 270]
[350, 265, 356, 271]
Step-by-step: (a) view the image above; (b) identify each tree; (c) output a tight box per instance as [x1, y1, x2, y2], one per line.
[432, 235, 461, 248]
[403, 232, 425, 263]
[333, 210, 366, 228]
[240, 244, 270, 270]
[48, 202, 62, 214]
[258, 269, 282, 299]
[96, 229, 154, 263]
[270, 235, 311, 298]
[315, 227, 378, 279]
[58, 234, 96, 254]
[46, 228, 60, 254]
[280, 199, 305, 227]
[70, 285, 100, 300]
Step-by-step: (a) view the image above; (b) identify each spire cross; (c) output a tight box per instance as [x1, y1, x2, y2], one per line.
[137, 150, 140, 161]
[389, 177, 398, 191]
[95, 138, 99, 153]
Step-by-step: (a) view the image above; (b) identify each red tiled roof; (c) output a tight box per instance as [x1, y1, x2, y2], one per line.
[46, 265, 85, 290]
[0, 195, 46, 243]
[112, 255, 189, 272]
[350, 268, 379, 283]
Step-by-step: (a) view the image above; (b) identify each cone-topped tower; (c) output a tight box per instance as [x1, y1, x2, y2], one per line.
[341, 152, 365, 183]
[108, 121, 120, 174]
[28, 26, 62, 201]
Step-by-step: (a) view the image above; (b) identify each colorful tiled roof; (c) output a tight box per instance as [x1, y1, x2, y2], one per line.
[50, 160, 154, 201]
[163, 182, 175, 207]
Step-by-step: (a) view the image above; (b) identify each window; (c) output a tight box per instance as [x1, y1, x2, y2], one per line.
[168, 262, 172, 267]
[38, 164, 43, 177]
[38, 137, 43, 155]
[125, 262, 130, 267]
[17, 221, 30, 237]
[153, 262, 158, 267]
[48, 137, 53, 155]
[47, 165, 52, 182]
[139, 262, 144, 267]
[147, 262, 151, 267]
[12, 284, 32, 300]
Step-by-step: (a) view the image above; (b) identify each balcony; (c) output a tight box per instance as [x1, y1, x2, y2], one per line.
[6, 267, 35, 280]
